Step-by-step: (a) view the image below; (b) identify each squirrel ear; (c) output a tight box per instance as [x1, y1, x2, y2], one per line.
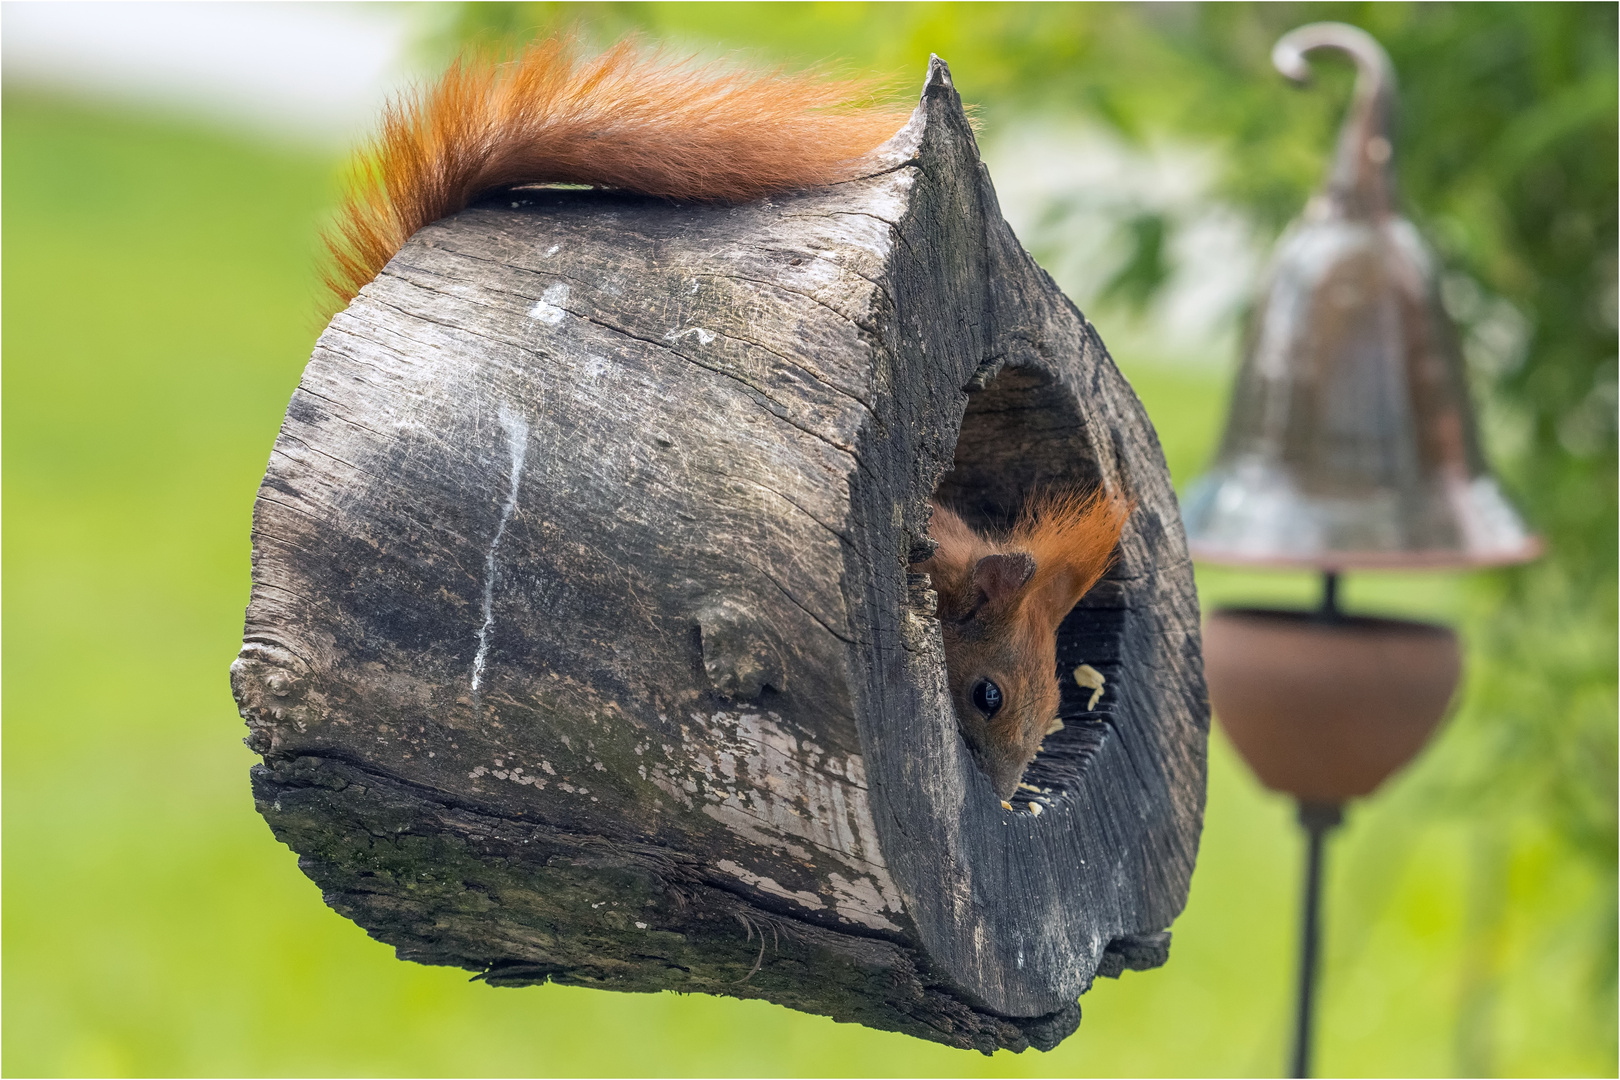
[971, 552, 1036, 613]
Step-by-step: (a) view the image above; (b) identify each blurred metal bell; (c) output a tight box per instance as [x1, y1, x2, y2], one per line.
[1182, 23, 1539, 569]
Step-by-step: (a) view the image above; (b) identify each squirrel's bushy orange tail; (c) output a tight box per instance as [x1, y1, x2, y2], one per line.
[1011, 487, 1134, 624]
[323, 36, 911, 310]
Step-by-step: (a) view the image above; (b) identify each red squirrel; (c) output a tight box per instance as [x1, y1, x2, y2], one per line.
[920, 490, 1131, 801]
[325, 37, 1128, 803]
[322, 35, 910, 308]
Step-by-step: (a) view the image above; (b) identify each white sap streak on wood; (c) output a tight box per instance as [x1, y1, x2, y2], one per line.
[471, 403, 529, 692]
[528, 282, 569, 324]
[664, 326, 716, 346]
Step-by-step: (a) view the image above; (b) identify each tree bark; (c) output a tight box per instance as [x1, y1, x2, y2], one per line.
[232, 56, 1207, 1054]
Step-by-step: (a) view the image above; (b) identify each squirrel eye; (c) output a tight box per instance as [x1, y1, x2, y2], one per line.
[972, 678, 1003, 718]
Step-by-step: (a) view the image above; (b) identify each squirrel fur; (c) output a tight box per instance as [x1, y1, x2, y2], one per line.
[920, 489, 1132, 800]
[322, 35, 911, 309]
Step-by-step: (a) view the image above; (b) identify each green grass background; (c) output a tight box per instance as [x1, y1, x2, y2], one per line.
[1, 91, 1607, 1077]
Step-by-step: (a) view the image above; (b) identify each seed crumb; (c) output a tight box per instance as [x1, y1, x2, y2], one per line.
[1073, 663, 1107, 710]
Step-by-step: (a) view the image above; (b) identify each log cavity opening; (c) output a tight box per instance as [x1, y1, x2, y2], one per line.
[930, 365, 1121, 807]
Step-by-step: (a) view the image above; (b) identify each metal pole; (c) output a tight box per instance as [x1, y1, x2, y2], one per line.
[1319, 570, 1341, 618]
[1291, 800, 1343, 1078]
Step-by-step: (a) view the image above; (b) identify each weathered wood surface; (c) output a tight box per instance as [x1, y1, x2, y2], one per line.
[232, 57, 1207, 1053]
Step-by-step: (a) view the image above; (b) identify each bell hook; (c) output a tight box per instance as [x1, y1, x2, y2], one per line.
[1273, 22, 1398, 221]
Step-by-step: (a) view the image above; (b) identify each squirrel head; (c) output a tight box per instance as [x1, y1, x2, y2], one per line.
[923, 490, 1131, 802]
[936, 550, 1065, 800]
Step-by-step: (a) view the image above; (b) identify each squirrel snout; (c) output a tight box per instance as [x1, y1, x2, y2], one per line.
[957, 730, 1019, 800]
[960, 695, 1056, 801]
[973, 726, 1046, 801]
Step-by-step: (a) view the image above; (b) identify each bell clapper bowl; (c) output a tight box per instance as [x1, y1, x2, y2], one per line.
[1203, 600, 1462, 804]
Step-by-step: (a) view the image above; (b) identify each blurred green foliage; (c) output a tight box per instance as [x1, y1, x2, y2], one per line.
[4, 3, 1613, 1076]
[1098, 212, 1171, 314]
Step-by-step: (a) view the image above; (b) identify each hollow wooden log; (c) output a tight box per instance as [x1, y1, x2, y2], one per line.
[231, 57, 1207, 1054]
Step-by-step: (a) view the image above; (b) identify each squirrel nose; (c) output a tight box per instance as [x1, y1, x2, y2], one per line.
[990, 754, 1027, 801]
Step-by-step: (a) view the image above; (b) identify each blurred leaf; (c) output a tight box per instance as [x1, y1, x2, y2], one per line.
[1098, 212, 1171, 313]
